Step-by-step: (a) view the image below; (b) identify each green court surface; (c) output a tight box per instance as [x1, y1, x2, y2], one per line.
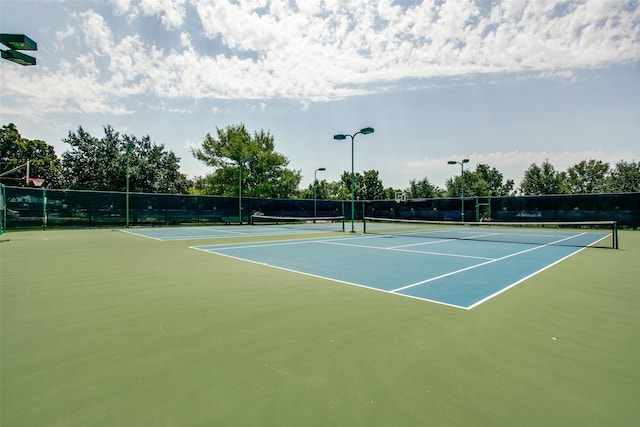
[1, 228, 639, 426]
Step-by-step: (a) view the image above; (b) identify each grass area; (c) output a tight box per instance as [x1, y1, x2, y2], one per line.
[1, 228, 639, 426]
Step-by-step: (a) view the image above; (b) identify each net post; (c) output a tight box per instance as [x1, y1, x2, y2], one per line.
[0, 184, 5, 234]
[42, 187, 47, 230]
[613, 221, 618, 249]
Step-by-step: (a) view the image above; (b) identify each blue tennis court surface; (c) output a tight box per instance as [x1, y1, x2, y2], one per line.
[122, 223, 346, 240]
[191, 232, 607, 309]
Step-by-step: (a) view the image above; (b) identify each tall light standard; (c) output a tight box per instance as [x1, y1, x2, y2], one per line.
[125, 142, 134, 228]
[447, 158, 470, 222]
[238, 157, 250, 223]
[333, 127, 374, 233]
[313, 167, 326, 221]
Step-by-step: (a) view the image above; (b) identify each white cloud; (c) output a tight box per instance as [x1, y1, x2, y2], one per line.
[110, 0, 131, 15]
[2, 0, 639, 117]
[179, 32, 192, 48]
[182, 0, 640, 102]
[80, 10, 113, 54]
[140, 0, 187, 29]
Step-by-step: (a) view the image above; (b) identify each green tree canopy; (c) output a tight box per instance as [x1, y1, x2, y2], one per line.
[61, 125, 189, 193]
[562, 159, 610, 194]
[339, 169, 386, 200]
[519, 159, 564, 195]
[299, 179, 330, 200]
[1, 123, 62, 187]
[446, 164, 514, 197]
[606, 160, 640, 193]
[325, 181, 350, 200]
[405, 177, 444, 199]
[191, 124, 301, 198]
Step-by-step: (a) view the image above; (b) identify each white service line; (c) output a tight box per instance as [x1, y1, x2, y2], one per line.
[319, 239, 494, 260]
[391, 233, 586, 293]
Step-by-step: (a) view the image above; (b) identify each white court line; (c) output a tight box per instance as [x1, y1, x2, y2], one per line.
[465, 246, 589, 310]
[190, 245, 469, 310]
[385, 232, 502, 250]
[391, 233, 587, 293]
[196, 233, 494, 261]
[120, 229, 165, 241]
[121, 227, 251, 240]
[123, 226, 339, 241]
[387, 238, 459, 249]
[191, 234, 356, 251]
[319, 240, 493, 260]
[191, 231, 596, 310]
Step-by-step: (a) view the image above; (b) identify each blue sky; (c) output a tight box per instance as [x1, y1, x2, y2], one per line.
[1, 0, 639, 190]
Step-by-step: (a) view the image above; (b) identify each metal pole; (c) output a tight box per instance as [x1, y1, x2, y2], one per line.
[333, 128, 374, 232]
[460, 162, 465, 222]
[238, 157, 250, 224]
[448, 158, 469, 222]
[350, 135, 355, 233]
[313, 167, 325, 222]
[126, 144, 130, 228]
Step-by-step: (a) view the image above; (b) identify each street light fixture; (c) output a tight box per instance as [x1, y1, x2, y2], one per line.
[314, 167, 326, 221]
[333, 127, 374, 233]
[238, 157, 250, 224]
[447, 158, 470, 222]
[1, 34, 37, 66]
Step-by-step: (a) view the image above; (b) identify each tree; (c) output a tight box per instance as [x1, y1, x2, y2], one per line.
[325, 180, 350, 200]
[61, 125, 189, 193]
[607, 160, 640, 193]
[446, 164, 513, 197]
[562, 159, 609, 194]
[1, 123, 62, 187]
[383, 187, 403, 200]
[62, 126, 122, 191]
[475, 164, 515, 196]
[125, 134, 191, 194]
[192, 124, 301, 198]
[362, 170, 385, 200]
[405, 177, 444, 199]
[519, 160, 565, 195]
[339, 169, 386, 200]
[299, 179, 332, 200]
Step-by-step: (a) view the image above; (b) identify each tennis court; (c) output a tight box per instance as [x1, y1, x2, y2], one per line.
[189, 223, 611, 309]
[122, 215, 346, 240]
[2, 227, 639, 426]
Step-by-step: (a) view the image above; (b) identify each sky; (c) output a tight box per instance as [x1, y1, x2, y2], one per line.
[1, 0, 639, 191]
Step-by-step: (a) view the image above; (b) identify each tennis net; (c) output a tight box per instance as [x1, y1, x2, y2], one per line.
[251, 214, 345, 232]
[363, 217, 618, 249]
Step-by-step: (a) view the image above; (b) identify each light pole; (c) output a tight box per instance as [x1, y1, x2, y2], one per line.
[333, 127, 374, 233]
[125, 142, 134, 228]
[447, 158, 470, 222]
[238, 157, 250, 223]
[314, 167, 326, 221]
